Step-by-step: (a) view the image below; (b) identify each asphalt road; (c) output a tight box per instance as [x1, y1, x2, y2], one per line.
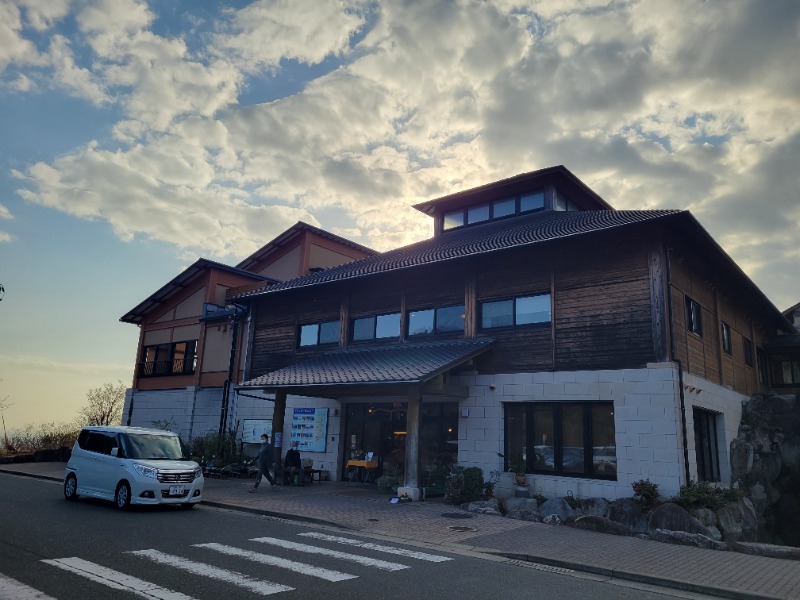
[0, 474, 714, 600]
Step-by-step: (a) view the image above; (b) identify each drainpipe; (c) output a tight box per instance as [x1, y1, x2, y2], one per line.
[664, 244, 692, 485]
[218, 304, 245, 441]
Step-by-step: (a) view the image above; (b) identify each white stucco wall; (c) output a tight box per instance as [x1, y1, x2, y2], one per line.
[453, 364, 744, 501]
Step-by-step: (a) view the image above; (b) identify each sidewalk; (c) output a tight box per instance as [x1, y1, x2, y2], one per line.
[2, 461, 799, 600]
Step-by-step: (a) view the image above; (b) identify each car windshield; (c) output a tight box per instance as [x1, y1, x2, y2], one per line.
[122, 433, 185, 460]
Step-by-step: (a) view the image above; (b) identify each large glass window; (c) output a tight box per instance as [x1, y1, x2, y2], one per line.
[441, 188, 548, 232]
[493, 198, 515, 218]
[443, 210, 464, 230]
[519, 191, 544, 213]
[743, 336, 754, 366]
[505, 401, 616, 479]
[467, 204, 490, 224]
[721, 322, 732, 354]
[769, 353, 800, 386]
[353, 313, 401, 341]
[408, 304, 465, 336]
[481, 293, 551, 329]
[693, 408, 720, 482]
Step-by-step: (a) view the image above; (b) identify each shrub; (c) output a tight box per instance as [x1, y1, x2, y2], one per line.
[444, 465, 489, 504]
[670, 480, 740, 512]
[632, 478, 659, 508]
[5, 422, 79, 454]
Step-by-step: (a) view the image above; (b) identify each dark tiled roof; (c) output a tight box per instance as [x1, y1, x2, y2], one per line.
[231, 209, 683, 299]
[238, 338, 495, 389]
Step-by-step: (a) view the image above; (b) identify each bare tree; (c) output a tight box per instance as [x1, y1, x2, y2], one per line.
[1, 378, 13, 451]
[78, 380, 126, 426]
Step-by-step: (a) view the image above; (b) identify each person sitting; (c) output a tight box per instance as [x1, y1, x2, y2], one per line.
[283, 441, 302, 485]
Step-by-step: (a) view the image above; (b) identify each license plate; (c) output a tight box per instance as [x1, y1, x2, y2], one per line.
[168, 485, 185, 496]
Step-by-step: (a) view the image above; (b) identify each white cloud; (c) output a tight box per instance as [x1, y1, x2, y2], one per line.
[18, 0, 70, 31]
[0, 204, 11, 219]
[8, 0, 800, 309]
[0, 1, 44, 71]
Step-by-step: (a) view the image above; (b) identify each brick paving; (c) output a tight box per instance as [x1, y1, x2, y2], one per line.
[3, 462, 799, 600]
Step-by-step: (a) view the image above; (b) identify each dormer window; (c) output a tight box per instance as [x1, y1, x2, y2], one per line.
[442, 189, 548, 231]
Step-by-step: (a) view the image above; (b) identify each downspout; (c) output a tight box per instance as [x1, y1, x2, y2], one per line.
[664, 244, 692, 485]
[219, 305, 244, 439]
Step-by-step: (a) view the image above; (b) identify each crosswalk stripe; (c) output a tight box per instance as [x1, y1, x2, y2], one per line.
[194, 543, 357, 582]
[41, 557, 194, 600]
[298, 532, 454, 562]
[250, 537, 409, 571]
[130, 549, 292, 596]
[0, 572, 57, 600]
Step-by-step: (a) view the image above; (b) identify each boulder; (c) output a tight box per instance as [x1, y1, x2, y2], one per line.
[463, 499, 501, 515]
[538, 497, 576, 524]
[651, 529, 728, 551]
[647, 503, 708, 537]
[503, 497, 538, 514]
[580, 497, 610, 518]
[716, 503, 744, 542]
[608, 498, 648, 534]
[729, 438, 753, 481]
[542, 514, 563, 526]
[573, 515, 635, 536]
[506, 509, 542, 522]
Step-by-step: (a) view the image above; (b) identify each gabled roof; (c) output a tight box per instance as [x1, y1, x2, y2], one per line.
[120, 258, 271, 324]
[231, 209, 682, 300]
[237, 338, 495, 395]
[235, 221, 376, 272]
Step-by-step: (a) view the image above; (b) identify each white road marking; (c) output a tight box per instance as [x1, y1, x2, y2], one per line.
[41, 557, 194, 600]
[0, 572, 57, 600]
[130, 549, 292, 596]
[250, 536, 409, 571]
[298, 532, 454, 562]
[195, 543, 357, 582]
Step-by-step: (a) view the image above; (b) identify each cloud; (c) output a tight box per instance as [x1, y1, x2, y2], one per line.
[7, 0, 800, 308]
[0, 1, 44, 71]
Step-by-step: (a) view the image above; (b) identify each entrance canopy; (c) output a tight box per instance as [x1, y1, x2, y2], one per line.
[237, 338, 495, 399]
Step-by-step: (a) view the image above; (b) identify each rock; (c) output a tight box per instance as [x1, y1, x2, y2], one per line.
[730, 438, 753, 481]
[647, 503, 709, 537]
[729, 542, 800, 560]
[542, 514, 563, 525]
[580, 497, 610, 518]
[651, 529, 728, 551]
[463, 499, 501, 515]
[608, 498, 648, 534]
[692, 508, 716, 527]
[573, 515, 635, 536]
[738, 497, 759, 542]
[778, 437, 800, 473]
[503, 497, 538, 514]
[716, 503, 744, 542]
[538, 498, 576, 524]
[506, 509, 542, 522]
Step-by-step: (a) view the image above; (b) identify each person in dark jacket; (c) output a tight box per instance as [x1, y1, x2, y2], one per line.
[284, 441, 302, 484]
[249, 433, 276, 492]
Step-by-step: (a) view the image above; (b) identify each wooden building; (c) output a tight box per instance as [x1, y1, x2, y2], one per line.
[230, 166, 795, 500]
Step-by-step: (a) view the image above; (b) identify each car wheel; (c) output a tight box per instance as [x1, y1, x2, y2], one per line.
[180, 502, 196, 510]
[114, 482, 131, 510]
[64, 474, 79, 500]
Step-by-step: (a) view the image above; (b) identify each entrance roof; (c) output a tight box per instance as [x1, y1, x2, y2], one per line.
[237, 338, 495, 398]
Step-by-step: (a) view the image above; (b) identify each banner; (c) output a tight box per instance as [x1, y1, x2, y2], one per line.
[290, 408, 328, 452]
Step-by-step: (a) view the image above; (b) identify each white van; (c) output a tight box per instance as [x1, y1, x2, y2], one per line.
[64, 426, 203, 510]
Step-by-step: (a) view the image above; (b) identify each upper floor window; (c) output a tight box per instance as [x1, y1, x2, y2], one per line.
[757, 347, 768, 384]
[139, 340, 196, 377]
[743, 336, 754, 366]
[721, 322, 732, 354]
[481, 293, 551, 329]
[299, 320, 339, 347]
[685, 297, 703, 336]
[408, 304, 465, 336]
[442, 188, 548, 231]
[353, 312, 401, 341]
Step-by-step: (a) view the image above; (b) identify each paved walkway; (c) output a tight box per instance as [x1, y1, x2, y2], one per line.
[2, 461, 799, 600]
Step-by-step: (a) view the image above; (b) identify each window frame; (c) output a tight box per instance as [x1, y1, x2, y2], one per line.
[352, 312, 401, 342]
[480, 293, 551, 330]
[721, 322, 732, 354]
[441, 188, 548, 231]
[743, 336, 754, 367]
[685, 296, 703, 336]
[139, 340, 196, 377]
[298, 320, 340, 348]
[407, 304, 466, 337]
[504, 401, 617, 481]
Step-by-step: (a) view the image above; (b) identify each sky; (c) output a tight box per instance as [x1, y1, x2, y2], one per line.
[1, 0, 798, 432]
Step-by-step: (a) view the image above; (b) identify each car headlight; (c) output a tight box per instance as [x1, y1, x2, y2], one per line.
[194, 467, 202, 480]
[133, 463, 158, 479]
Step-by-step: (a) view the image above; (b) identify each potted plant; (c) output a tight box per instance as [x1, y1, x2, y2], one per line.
[509, 454, 528, 485]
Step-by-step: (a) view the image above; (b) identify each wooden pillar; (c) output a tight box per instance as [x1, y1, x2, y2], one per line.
[272, 389, 287, 478]
[400, 386, 421, 499]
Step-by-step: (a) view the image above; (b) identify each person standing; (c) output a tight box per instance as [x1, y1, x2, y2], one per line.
[250, 433, 276, 492]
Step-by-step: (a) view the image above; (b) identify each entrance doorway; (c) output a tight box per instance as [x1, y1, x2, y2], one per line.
[342, 402, 458, 491]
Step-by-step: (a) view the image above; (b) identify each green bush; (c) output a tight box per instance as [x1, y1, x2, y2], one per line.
[444, 465, 489, 504]
[670, 480, 740, 512]
[631, 478, 659, 509]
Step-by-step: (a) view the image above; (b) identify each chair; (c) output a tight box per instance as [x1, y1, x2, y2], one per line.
[302, 458, 322, 484]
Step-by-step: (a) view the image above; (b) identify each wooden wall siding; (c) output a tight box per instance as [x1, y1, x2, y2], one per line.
[648, 248, 669, 362]
[667, 248, 766, 396]
[555, 278, 654, 369]
[476, 326, 554, 373]
[475, 249, 551, 299]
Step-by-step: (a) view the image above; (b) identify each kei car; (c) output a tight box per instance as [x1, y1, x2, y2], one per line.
[63, 425, 203, 510]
